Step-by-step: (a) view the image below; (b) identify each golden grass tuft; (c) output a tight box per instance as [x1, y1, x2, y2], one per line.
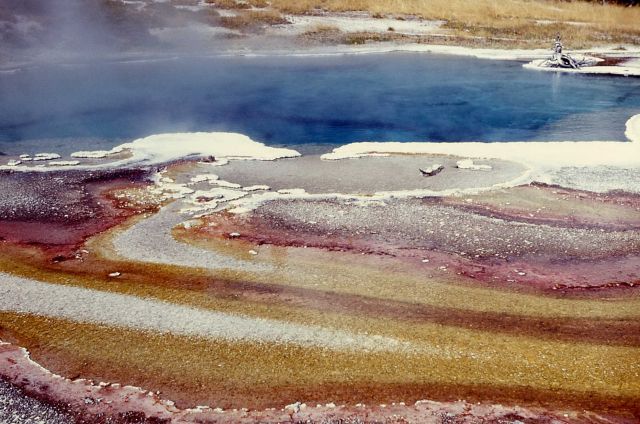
[205, 0, 252, 9]
[219, 9, 289, 29]
[264, 0, 640, 47]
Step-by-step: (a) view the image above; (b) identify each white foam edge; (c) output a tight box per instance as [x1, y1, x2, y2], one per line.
[1, 132, 300, 173]
[320, 114, 640, 170]
[523, 60, 640, 77]
[626, 114, 640, 143]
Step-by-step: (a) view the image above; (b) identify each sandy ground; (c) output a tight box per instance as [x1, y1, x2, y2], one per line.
[270, 13, 445, 37]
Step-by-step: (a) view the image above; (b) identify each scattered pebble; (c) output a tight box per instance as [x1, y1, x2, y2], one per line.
[456, 159, 492, 171]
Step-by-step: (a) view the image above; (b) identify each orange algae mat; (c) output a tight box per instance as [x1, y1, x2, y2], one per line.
[0, 170, 639, 423]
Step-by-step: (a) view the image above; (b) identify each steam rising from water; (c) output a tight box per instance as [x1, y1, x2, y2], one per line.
[0, 0, 268, 65]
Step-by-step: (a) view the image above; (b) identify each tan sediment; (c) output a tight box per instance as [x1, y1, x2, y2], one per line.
[0, 340, 634, 424]
[441, 183, 640, 231]
[0, 312, 639, 414]
[171, 223, 640, 321]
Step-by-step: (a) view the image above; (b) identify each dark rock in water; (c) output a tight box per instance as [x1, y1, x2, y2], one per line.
[419, 164, 444, 177]
[201, 155, 216, 163]
[0, 152, 6, 156]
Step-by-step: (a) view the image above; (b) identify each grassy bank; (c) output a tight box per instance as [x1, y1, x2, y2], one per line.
[214, 0, 640, 47]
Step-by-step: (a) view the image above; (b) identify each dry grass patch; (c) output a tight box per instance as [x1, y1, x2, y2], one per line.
[267, 0, 639, 26]
[205, 0, 270, 9]
[205, 0, 252, 9]
[266, 0, 640, 47]
[300, 24, 344, 43]
[219, 9, 289, 30]
[342, 31, 402, 44]
[444, 19, 639, 48]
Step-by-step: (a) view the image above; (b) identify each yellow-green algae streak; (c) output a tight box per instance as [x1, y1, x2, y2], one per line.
[0, 201, 639, 415]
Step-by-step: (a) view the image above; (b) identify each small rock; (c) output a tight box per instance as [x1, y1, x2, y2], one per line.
[419, 164, 444, 177]
[277, 188, 306, 195]
[285, 402, 303, 413]
[242, 185, 270, 192]
[108, 272, 121, 278]
[456, 159, 492, 171]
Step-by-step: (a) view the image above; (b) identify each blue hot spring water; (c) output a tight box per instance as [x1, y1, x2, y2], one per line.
[0, 53, 639, 154]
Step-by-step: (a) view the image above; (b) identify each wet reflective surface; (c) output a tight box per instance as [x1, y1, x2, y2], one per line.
[1, 53, 640, 154]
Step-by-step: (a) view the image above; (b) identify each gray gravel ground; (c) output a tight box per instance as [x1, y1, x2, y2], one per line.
[112, 202, 269, 272]
[544, 166, 640, 194]
[0, 379, 74, 424]
[0, 172, 94, 223]
[0, 273, 416, 353]
[0, 169, 146, 223]
[254, 198, 640, 261]
[210, 154, 526, 194]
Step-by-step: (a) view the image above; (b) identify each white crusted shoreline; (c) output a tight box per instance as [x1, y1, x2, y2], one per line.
[0, 132, 301, 172]
[316, 114, 640, 193]
[523, 59, 640, 77]
[322, 114, 640, 166]
[3, 40, 640, 75]
[2, 115, 638, 195]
